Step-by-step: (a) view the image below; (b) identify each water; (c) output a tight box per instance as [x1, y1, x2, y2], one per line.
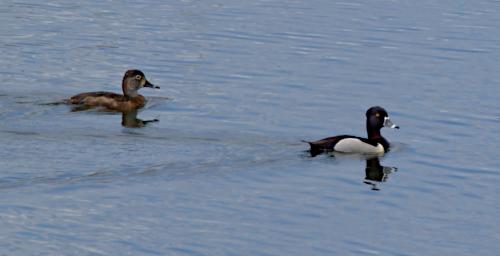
[1, 0, 499, 255]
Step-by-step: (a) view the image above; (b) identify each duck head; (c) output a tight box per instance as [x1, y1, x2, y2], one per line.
[122, 69, 159, 97]
[366, 106, 399, 138]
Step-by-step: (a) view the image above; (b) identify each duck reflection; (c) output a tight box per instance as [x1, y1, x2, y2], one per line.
[363, 157, 397, 191]
[121, 109, 159, 128]
[70, 105, 158, 128]
[308, 151, 398, 191]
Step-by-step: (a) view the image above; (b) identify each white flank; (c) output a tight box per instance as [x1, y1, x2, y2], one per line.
[333, 138, 384, 154]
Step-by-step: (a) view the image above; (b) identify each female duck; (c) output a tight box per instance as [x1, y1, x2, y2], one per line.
[306, 106, 399, 155]
[67, 70, 159, 111]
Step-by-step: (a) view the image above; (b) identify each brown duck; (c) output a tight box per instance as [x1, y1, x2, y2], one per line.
[67, 70, 159, 111]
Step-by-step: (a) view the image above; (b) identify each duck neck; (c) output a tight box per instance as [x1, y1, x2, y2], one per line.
[366, 121, 382, 139]
[123, 90, 139, 98]
[122, 84, 139, 99]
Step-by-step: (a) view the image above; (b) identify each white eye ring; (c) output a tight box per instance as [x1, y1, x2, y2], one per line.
[135, 75, 142, 80]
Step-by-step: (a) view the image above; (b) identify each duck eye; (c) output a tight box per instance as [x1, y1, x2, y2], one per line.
[375, 113, 380, 118]
[135, 75, 142, 80]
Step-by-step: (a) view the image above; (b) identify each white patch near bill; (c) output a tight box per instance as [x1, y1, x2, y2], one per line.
[333, 138, 384, 154]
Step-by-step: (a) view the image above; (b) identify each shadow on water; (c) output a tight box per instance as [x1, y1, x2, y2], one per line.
[67, 103, 159, 128]
[121, 109, 159, 128]
[305, 149, 399, 191]
[363, 157, 398, 191]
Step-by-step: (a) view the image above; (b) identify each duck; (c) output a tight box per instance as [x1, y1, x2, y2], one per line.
[305, 106, 399, 156]
[66, 69, 159, 112]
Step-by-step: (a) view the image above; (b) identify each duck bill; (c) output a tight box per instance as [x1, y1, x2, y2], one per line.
[383, 117, 399, 129]
[144, 80, 160, 89]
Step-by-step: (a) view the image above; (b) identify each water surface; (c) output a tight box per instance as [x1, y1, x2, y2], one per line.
[1, 0, 499, 255]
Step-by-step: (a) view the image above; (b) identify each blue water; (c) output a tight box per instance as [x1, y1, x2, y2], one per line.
[1, 0, 499, 255]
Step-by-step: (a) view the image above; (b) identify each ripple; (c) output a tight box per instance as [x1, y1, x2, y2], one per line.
[2, 0, 500, 255]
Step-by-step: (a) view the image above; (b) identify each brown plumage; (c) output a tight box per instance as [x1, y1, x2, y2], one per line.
[67, 70, 159, 112]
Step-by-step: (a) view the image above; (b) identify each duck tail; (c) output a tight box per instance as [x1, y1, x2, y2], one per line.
[302, 140, 322, 156]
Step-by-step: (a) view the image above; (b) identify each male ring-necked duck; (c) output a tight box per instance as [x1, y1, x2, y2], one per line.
[306, 106, 399, 155]
[67, 70, 159, 112]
